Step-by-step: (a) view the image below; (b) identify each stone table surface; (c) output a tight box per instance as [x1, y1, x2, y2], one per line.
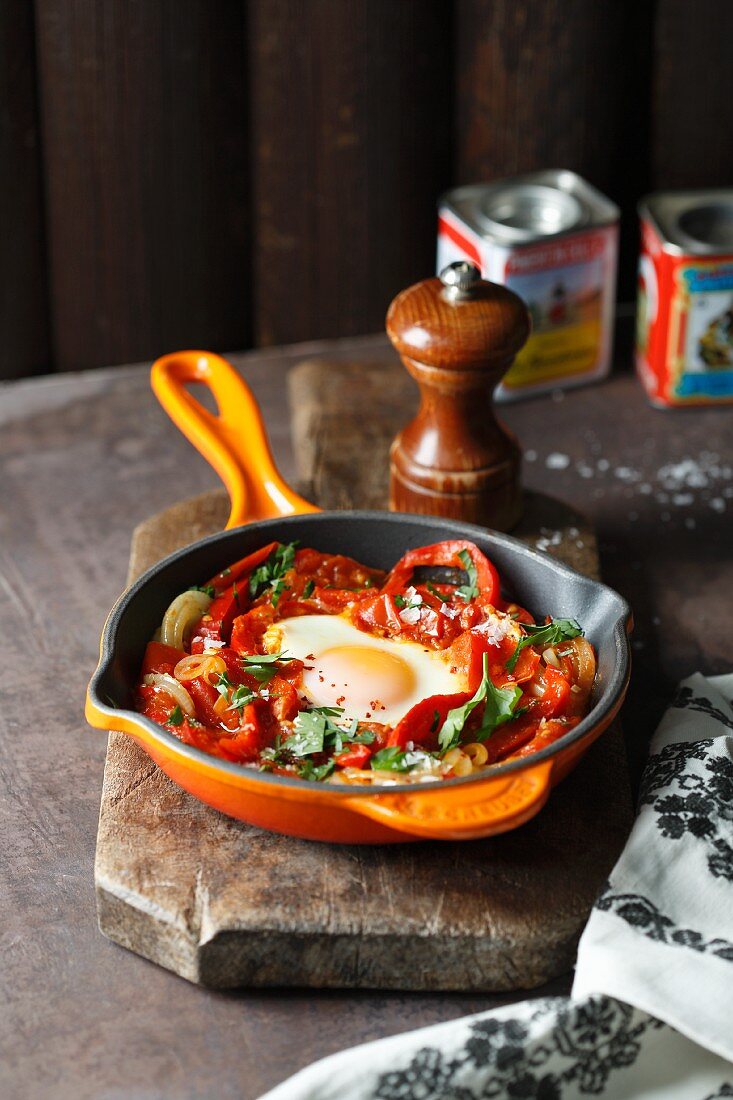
[1, 335, 731, 1099]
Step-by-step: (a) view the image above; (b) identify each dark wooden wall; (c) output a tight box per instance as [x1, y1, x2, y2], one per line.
[2, 0, 732, 379]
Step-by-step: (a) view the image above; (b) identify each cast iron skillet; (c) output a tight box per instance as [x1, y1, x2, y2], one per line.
[86, 352, 632, 843]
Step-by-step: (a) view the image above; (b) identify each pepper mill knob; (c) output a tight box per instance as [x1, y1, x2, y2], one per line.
[387, 262, 531, 531]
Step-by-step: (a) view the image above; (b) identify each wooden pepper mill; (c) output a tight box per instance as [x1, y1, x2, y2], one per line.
[387, 261, 531, 531]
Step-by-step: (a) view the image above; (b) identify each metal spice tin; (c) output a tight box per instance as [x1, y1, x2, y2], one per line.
[437, 170, 619, 402]
[636, 190, 733, 406]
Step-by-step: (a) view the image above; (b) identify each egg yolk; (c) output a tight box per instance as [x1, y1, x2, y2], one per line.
[302, 645, 416, 716]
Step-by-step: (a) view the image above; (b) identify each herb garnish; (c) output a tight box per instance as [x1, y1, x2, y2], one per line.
[299, 758, 336, 782]
[455, 550, 479, 602]
[438, 654, 522, 753]
[168, 705, 185, 726]
[189, 584, 215, 598]
[283, 707, 349, 756]
[370, 746, 412, 772]
[213, 672, 257, 714]
[249, 542, 298, 607]
[370, 746, 436, 773]
[302, 579, 315, 599]
[282, 706, 375, 760]
[240, 651, 293, 684]
[505, 618, 582, 673]
[227, 685, 257, 713]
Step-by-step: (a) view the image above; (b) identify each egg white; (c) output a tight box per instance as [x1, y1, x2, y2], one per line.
[264, 614, 467, 726]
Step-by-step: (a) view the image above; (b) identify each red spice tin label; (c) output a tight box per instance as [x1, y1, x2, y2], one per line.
[438, 171, 619, 402]
[636, 192, 733, 406]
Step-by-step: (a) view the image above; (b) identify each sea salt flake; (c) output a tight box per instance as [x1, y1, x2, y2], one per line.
[710, 497, 726, 513]
[614, 466, 642, 483]
[545, 453, 570, 470]
[398, 606, 421, 625]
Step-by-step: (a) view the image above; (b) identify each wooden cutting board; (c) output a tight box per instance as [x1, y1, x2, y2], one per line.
[95, 357, 632, 991]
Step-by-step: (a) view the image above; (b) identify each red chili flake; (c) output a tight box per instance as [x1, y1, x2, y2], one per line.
[365, 712, 372, 718]
[336, 695, 345, 706]
[306, 653, 316, 661]
[318, 675, 324, 683]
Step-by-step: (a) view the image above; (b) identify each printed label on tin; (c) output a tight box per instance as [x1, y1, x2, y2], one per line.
[670, 263, 733, 398]
[499, 231, 612, 389]
[437, 209, 616, 398]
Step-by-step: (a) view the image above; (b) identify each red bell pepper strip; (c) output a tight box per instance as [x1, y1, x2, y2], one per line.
[140, 641, 185, 677]
[381, 540, 500, 607]
[187, 678, 225, 727]
[388, 691, 473, 751]
[334, 743, 373, 769]
[530, 666, 571, 719]
[217, 699, 277, 762]
[353, 592, 403, 634]
[206, 541, 279, 592]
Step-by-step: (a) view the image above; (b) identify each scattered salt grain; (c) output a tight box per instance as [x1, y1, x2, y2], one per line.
[672, 493, 694, 506]
[546, 453, 570, 470]
[685, 518, 696, 530]
[596, 458, 610, 472]
[614, 466, 642, 483]
[525, 449, 537, 462]
[710, 498, 726, 513]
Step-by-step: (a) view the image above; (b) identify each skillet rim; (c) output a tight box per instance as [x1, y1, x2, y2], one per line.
[87, 510, 632, 797]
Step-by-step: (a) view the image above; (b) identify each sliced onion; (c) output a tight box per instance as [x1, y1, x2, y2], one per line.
[542, 647, 561, 669]
[142, 673, 195, 716]
[442, 747, 473, 776]
[566, 636, 596, 695]
[160, 590, 212, 649]
[174, 653, 226, 684]
[463, 742, 488, 766]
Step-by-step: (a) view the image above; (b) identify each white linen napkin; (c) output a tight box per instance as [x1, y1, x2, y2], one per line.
[259, 674, 733, 1100]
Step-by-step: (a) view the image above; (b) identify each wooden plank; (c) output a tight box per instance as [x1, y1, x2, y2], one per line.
[247, 0, 453, 345]
[0, 1, 49, 378]
[453, 0, 655, 299]
[34, 0, 250, 371]
[651, 0, 733, 189]
[95, 359, 631, 991]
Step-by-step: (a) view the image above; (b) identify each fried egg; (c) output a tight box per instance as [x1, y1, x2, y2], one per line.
[264, 614, 467, 726]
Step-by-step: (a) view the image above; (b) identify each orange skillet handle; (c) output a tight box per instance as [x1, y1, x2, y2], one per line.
[151, 350, 320, 528]
[343, 762, 552, 841]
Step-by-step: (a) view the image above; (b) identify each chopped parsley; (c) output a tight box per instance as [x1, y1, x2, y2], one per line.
[370, 746, 436, 773]
[189, 584, 215, 598]
[167, 705, 185, 726]
[299, 758, 336, 782]
[302, 579, 315, 599]
[214, 671, 234, 699]
[281, 706, 374, 760]
[370, 746, 413, 772]
[227, 684, 257, 713]
[505, 618, 582, 673]
[455, 550, 479, 602]
[438, 654, 522, 753]
[240, 651, 292, 684]
[249, 541, 298, 607]
[232, 580, 241, 608]
[213, 672, 257, 714]
[283, 707, 348, 756]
